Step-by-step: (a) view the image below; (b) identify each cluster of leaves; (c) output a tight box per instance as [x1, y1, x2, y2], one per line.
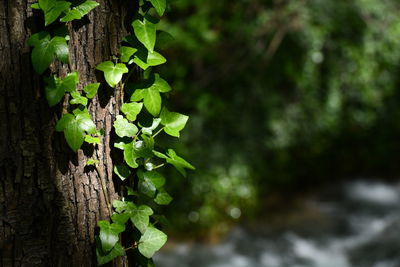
[31, 0, 99, 26]
[95, 0, 195, 265]
[29, 0, 100, 152]
[29, 0, 193, 265]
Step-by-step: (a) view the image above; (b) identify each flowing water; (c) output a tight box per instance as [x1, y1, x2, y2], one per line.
[154, 180, 400, 267]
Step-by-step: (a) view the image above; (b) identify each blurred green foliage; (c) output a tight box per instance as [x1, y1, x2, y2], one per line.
[156, 0, 400, 233]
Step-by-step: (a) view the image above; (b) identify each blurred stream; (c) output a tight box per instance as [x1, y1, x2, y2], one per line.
[154, 180, 400, 267]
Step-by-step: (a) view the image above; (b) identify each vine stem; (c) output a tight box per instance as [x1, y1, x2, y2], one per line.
[95, 165, 112, 217]
[152, 127, 165, 138]
[153, 163, 165, 170]
[124, 242, 138, 251]
[133, 129, 142, 141]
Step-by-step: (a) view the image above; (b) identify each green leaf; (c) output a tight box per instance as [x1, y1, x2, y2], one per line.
[138, 226, 167, 258]
[114, 138, 129, 150]
[134, 137, 154, 158]
[112, 200, 131, 213]
[132, 16, 157, 53]
[139, 179, 157, 198]
[128, 75, 169, 116]
[154, 189, 173, 205]
[129, 204, 153, 233]
[31, 3, 41, 9]
[164, 149, 195, 176]
[143, 87, 161, 116]
[59, 9, 81, 22]
[87, 158, 99, 166]
[55, 113, 74, 131]
[160, 108, 189, 137]
[126, 186, 138, 196]
[96, 239, 125, 266]
[152, 150, 168, 159]
[152, 74, 171, 92]
[112, 201, 153, 233]
[130, 89, 146, 102]
[138, 170, 166, 198]
[29, 32, 52, 74]
[62, 72, 79, 92]
[149, 0, 166, 16]
[133, 51, 167, 70]
[60, 0, 99, 22]
[51, 36, 69, 63]
[76, 112, 97, 134]
[141, 118, 161, 135]
[113, 115, 138, 138]
[96, 61, 129, 88]
[84, 135, 100, 144]
[44, 72, 79, 107]
[38, 0, 54, 11]
[64, 120, 85, 152]
[45, 76, 65, 107]
[138, 170, 165, 189]
[98, 221, 125, 252]
[119, 46, 138, 63]
[43, 1, 71, 26]
[55, 109, 96, 151]
[111, 212, 130, 225]
[70, 91, 88, 106]
[124, 142, 140, 168]
[28, 32, 69, 74]
[83, 83, 100, 99]
[74, 0, 99, 15]
[121, 102, 143, 121]
[114, 164, 131, 181]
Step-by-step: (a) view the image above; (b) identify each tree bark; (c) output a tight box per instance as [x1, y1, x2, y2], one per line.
[0, 0, 135, 266]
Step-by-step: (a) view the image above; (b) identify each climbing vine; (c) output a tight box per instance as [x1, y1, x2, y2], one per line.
[28, 0, 194, 265]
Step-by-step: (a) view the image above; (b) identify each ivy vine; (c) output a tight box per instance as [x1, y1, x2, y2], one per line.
[29, 0, 194, 265]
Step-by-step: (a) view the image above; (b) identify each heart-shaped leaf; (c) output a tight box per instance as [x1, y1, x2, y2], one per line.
[138, 170, 166, 198]
[132, 16, 157, 53]
[60, 0, 99, 22]
[138, 226, 167, 258]
[64, 120, 86, 152]
[154, 189, 173, 205]
[98, 221, 125, 252]
[121, 102, 143, 121]
[55, 109, 96, 151]
[83, 83, 100, 98]
[96, 61, 129, 88]
[129, 205, 153, 233]
[113, 115, 138, 138]
[149, 0, 166, 16]
[96, 241, 125, 266]
[123, 142, 140, 168]
[119, 46, 138, 63]
[155, 149, 194, 176]
[28, 32, 69, 74]
[39, 0, 71, 26]
[160, 108, 188, 137]
[133, 51, 166, 70]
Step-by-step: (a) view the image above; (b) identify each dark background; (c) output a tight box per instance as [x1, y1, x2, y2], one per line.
[155, 0, 400, 237]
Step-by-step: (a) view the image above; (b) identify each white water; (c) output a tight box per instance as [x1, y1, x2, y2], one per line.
[154, 180, 400, 267]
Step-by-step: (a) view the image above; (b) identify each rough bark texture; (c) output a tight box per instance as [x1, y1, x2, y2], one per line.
[0, 0, 135, 266]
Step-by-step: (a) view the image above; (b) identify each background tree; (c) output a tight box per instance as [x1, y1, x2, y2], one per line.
[0, 0, 136, 265]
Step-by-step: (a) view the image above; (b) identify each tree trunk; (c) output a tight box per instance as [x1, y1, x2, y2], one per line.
[0, 0, 135, 266]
